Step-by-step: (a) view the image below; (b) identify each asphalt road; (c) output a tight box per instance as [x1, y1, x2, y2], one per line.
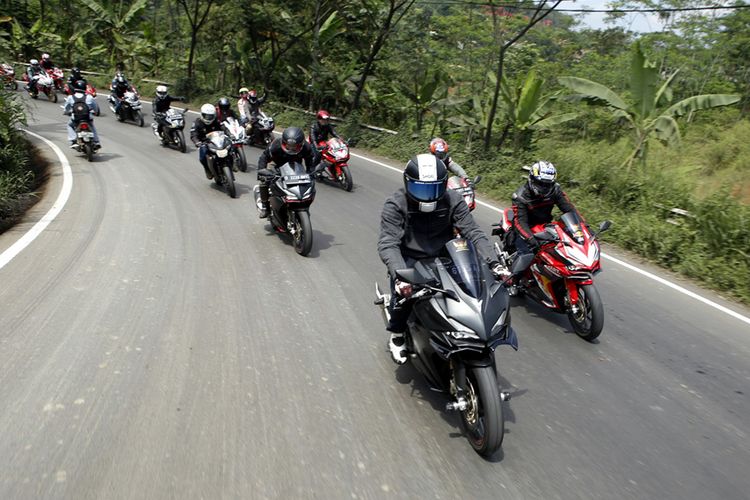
[1, 92, 749, 499]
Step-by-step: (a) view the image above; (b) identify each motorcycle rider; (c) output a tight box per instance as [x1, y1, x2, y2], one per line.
[190, 103, 223, 180]
[153, 85, 185, 136]
[66, 67, 84, 91]
[40, 53, 55, 71]
[63, 79, 101, 150]
[505, 160, 584, 293]
[429, 137, 468, 179]
[256, 126, 314, 219]
[215, 97, 237, 123]
[377, 153, 506, 364]
[238, 88, 268, 125]
[310, 109, 340, 168]
[110, 73, 136, 115]
[25, 59, 44, 95]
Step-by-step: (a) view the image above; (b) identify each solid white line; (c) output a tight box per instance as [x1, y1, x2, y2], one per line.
[351, 153, 750, 326]
[0, 130, 73, 270]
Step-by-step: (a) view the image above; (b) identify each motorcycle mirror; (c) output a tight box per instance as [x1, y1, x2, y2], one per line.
[473, 175, 482, 185]
[521, 165, 531, 172]
[394, 268, 430, 285]
[599, 220, 612, 232]
[257, 168, 275, 180]
[511, 253, 534, 276]
[347, 138, 358, 148]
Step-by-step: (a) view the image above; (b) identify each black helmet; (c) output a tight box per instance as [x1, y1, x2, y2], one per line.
[73, 79, 87, 92]
[71, 67, 82, 79]
[403, 154, 448, 209]
[281, 127, 305, 154]
[218, 97, 231, 112]
[528, 160, 557, 197]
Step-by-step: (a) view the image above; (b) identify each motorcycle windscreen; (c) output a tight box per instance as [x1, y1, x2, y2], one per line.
[560, 211, 585, 241]
[443, 239, 483, 299]
[278, 162, 307, 177]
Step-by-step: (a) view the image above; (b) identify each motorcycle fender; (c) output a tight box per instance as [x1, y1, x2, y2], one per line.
[456, 351, 496, 369]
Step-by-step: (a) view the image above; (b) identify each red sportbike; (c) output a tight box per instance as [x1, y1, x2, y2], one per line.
[314, 137, 353, 191]
[64, 82, 97, 98]
[47, 67, 65, 92]
[1, 63, 17, 90]
[493, 210, 612, 341]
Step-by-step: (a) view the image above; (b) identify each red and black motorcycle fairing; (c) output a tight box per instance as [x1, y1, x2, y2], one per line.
[47, 67, 65, 91]
[493, 209, 612, 341]
[254, 161, 316, 256]
[316, 137, 353, 191]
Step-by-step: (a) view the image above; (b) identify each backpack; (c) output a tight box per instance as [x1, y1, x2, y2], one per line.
[72, 94, 90, 122]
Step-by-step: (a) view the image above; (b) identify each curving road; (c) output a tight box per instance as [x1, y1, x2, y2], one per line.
[1, 93, 749, 499]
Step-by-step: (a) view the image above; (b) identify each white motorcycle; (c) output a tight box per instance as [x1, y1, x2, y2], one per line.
[109, 90, 144, 126]
[223, 117, 248, 172]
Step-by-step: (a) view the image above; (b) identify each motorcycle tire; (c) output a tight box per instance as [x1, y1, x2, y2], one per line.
[292, 211, 313, 256]
[223, 165, 237, 198]
[51, 91, 58, 103]
[340, 165, 353, 192]
[12, 81, 18, 91]
[567, 283, 604, 341]
[136, 110, 144, 127]
[176, 130, 186, 153]
[238, 148, 247, 172]
[116, 110, 124, 122]
[460, 365, 504, 458]
[84, 143, 93, 162]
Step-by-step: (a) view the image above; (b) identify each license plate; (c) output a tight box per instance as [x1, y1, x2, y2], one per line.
[285, 174, 310, 183]
[78, 132, 94, 138]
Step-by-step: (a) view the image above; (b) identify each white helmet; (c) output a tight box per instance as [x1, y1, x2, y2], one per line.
[30, 59, 39, 66]
[156, 85, 168, 98]
[41, 53, 50, 61]
[200, 103, 216, 125]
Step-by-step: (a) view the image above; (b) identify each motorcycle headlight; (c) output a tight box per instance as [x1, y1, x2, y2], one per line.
[447, 318, 479, 339]
[216, 148, 229, 158]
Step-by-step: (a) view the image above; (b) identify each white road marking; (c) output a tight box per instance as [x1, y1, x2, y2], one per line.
[0, 130, 73, 270]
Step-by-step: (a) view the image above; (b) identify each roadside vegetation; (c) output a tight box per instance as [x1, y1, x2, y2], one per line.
[1, 0, 748, 302]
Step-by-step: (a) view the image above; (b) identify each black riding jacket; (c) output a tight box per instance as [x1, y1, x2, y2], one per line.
[310, 122, 339, 145]
[189, 117, 223, 145]
[511, 182, 581, 242]
[257, 138, 314, 171]
[378, 189, 496, 277]
[154, 95, 184, 113]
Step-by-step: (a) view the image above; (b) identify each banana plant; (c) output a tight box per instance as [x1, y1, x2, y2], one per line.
[79, 0, 149, 67]
[499, 69, 578, 150]
[559, 41, 740, 168]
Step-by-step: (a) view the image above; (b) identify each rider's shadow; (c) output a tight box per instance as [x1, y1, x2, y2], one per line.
[307, 230, 335, 257]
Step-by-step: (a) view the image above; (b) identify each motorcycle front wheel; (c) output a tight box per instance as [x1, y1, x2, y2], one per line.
[136, 110, 144, 127]
[339, 165, 353, 192]
[50, 91, 58, 103]
[567, 283, 604, 341]
[175, 130, 186, 153]
[292, 211, 313, 256]
[460, 365, 504, 458]
[11, 81, 18, 91]
[222, 165, 237, 198]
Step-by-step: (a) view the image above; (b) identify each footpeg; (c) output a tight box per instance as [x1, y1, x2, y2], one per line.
[500, 391, 511, 402]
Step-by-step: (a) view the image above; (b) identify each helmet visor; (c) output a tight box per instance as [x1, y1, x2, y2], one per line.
[407, 179, 446, 203]
[531, 179, 555, 197]
[281, 140, 303, 154]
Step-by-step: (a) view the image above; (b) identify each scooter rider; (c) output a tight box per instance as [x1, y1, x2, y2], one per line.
[63, 79, 101, 150]
[377, 153, 506, 364]
[256, 126, 315, 219]
[429, 137, 468, 179]
[153, 85, 185, 135]
[190, 103, 223, 180]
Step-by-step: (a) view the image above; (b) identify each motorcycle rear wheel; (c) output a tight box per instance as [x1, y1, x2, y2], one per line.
[223, 165, 237, 198]
[339, 165, 353, 192]
[292, 211, 313, 256]
[175, 130, 186, 153]
[460, 366, 504, 458]
[84, 143, 93, 162]
[567, 283, 604, 341]
[51, 91, 58, 103]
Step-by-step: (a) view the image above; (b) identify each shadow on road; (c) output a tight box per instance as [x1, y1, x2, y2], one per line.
[512, 295, 599, 344]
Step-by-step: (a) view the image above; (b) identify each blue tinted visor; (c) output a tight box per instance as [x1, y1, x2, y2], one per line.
[407, 179, 446, 202]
